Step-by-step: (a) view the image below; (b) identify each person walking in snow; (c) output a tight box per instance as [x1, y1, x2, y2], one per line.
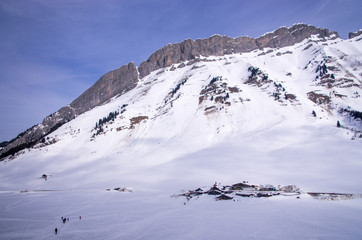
[55, 228, 58, 234]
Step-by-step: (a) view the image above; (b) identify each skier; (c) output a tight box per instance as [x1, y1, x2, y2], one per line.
[55, 228, 58, 234]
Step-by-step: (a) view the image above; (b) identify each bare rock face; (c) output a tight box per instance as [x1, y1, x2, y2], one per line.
[138, 36, 257, 78]
[256, 24, 338, 49]
[70, 62, 138, 115]
[138, 24, 339, 78]
[349, 30, 362, 39]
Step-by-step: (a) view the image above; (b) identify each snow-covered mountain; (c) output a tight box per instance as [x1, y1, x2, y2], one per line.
[0, 23, 350, 159]
[2, 25, 362, 188]
[1, 24, 362, 239]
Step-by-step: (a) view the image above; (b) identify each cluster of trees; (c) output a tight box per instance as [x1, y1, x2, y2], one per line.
[272, 82, 286, 100]
[170, 79, 187, 99]
[353, 91, 360, 98]
[248, 66, 260, 79]
[336, 108, 362, 130]
[339, 108, 362, 121]
[273, 82, 284, 90]
[248, 66, 268, 81]
[224, 92, 230, 101]
[206, 76, 231, 103]
[347, 110, 362, 120]
[316, 63, 328, 76]
[314, 62, 337, 82]
[209, 76, 222, 85]
[273, 92, 281, 100]
[94, 111, 120, 136]
[247, 67, 291, 101]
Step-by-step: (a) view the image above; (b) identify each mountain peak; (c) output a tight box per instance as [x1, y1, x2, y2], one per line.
[138, 24, 339, 78]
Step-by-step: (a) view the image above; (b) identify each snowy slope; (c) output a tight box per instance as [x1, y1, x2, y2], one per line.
[1, 34, 361, 191]
[0, 34, 362, 239]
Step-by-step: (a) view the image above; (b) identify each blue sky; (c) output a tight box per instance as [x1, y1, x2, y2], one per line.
[0, 0, 361, 142]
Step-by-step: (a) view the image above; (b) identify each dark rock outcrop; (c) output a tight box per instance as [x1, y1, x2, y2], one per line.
[349, 30, 362, 39]
[138, 24, 339, 78]
[0, 24, 340, 159]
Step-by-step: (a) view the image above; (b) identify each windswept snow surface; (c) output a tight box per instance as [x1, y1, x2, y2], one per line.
[1, 191, 362, 240]
[1, 36, 362, 239]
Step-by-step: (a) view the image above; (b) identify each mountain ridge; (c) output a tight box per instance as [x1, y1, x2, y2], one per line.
[137, 23, 339, 78]
[0, 23, 358, 159]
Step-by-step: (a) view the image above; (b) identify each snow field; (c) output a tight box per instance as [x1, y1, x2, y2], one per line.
[1, 190, 362, 240]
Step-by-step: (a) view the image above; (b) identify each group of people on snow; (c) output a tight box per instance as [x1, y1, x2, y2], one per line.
[54, 216, 81, 234]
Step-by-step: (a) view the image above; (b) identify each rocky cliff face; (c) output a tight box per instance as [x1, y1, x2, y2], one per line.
[70, 62, 138, 115]
[138, 24, 339, 78]
[0, 24, 341, 159]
